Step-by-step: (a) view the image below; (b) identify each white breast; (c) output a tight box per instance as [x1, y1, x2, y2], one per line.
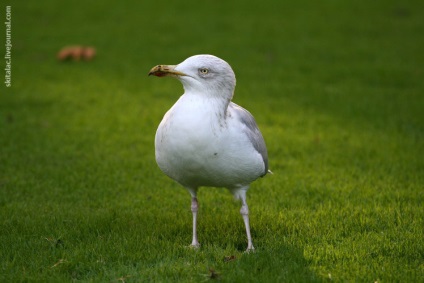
[155, 94, 265, 189]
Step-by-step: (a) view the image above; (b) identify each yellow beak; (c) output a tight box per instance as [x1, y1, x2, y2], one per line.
[148, 65, 187, 77]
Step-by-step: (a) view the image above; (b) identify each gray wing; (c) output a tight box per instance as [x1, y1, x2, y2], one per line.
[229, 102, 269, 176]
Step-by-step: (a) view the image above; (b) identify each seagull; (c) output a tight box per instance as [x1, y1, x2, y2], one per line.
[148, 54, 269, 251]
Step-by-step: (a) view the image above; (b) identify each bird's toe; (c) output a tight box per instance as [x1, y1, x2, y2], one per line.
[244, 246, 255, 253]
[189, 243, 201, 249]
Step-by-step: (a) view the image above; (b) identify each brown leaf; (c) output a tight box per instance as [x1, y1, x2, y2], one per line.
[223, 255, 236, 262]
[57, 46, 96, 61]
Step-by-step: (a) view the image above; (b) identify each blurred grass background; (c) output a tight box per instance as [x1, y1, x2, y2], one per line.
[1, 0, 423, 282]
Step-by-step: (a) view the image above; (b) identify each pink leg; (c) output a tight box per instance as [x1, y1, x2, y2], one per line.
[190, 196, 200, 248]
[239, 190, 254, 251]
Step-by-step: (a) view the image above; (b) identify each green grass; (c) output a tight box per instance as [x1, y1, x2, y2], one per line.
[1, 0, 423, 282]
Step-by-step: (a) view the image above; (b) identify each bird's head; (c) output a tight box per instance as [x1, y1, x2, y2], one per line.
[149, 55, 236, 100]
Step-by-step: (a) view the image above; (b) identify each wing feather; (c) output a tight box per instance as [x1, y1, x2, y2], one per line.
[228, 102, 268, 176]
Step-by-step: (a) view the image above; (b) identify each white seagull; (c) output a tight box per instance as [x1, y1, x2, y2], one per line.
[149, 54, 269, 251]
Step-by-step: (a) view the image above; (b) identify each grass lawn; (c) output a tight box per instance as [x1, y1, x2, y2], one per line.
[1, 0, 423, 282]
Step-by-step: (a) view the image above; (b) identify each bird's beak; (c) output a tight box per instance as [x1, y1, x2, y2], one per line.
[148, 65, 187, 77]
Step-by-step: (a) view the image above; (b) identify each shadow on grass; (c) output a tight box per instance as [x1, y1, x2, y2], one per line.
[145, 202, 321, 282]
[191, 242, 322, 282]
[225, 245, 319, 282]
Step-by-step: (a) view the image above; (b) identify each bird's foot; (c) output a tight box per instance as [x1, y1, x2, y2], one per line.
[189, 242, 201, 249]
[244, 246, 255, 253]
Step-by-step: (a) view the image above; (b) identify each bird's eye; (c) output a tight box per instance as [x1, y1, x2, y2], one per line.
[199, 68, 209, 75]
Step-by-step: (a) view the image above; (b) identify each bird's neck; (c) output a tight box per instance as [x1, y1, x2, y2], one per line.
[181, 91, 231, 118]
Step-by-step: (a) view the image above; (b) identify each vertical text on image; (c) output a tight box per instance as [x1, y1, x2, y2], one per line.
[5, 5, 12, 87]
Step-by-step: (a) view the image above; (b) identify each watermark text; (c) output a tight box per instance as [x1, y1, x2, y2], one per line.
[5, 5, 12, 87]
